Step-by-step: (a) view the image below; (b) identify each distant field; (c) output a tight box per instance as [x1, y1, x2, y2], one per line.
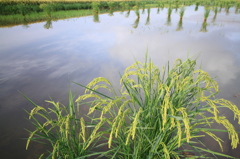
[1, 0, 239, 2]
[1, 0, 240, 2]
[0, 0, 148, 2]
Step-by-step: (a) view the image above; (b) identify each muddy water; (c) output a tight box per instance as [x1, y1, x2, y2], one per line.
[0, 6, 240, 158]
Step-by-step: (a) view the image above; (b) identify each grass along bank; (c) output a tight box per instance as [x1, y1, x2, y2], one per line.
[25, 57, 240, 158]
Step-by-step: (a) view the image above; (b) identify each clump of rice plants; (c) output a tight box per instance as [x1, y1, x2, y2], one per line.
[26, 57, 240, 158]
[235, 2, 240, 14]
[107, 2, 114, 16]
[225, 2, 231, 14]
[141, 1, 146, 14]
[76, 57, 240, 158]
[167, 7, 173, 18]
[24, 90, 104, 158]
[92, 1, 99, 14]
[135, 8, 140, 19]
[40, 3, 54, 18]
[119, 2, 125, 13]
[125, 2, 131, 17]
[195, 1, 200, 11]
[204, 7, 210, 22]
[212, 7, 218, 22]
[179, 7, 185, 20]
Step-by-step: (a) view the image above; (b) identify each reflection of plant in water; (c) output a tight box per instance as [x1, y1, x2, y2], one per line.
[133, 17, 140, 29]
[145, 7, 150, 25]
[165, 6, 172, 26]
[125, 10, 130, 17]
[176, 19, 183, 31]
[166, 16, 171, 26]
[93, 12, 100, 23]
[200, 21, 208, 32]
[108, 10, 114, 16]
[44, 19, 52, 29]
[132, 5, 140, 28]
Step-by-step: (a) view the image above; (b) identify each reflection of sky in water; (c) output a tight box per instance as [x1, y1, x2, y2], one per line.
[0, 6, 240, 158]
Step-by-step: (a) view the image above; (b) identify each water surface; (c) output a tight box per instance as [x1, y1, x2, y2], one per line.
[0, 6, 240, 158]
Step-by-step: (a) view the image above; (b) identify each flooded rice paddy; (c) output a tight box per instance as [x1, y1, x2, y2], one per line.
[0, 6, 240, 158]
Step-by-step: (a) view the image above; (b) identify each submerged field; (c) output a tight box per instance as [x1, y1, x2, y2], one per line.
[1, 0, 240, 26]
[0, 0, 240, 159]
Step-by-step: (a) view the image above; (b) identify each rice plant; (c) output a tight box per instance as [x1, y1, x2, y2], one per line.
[141, 2, 146, 14]
[235, 2, 240, 14]
[40, 3, 54, 18]
[167, 7, 172, 18]
[195, 1, 200, 11]
[225, 3, 231, 14]
[73, 56, 240, 158]
[204, 7, 210, 22]
[179, 7, 185, 20]
[24, 90, 104, 158]
[132, 16, 140, 28]
[91, 1, 99, 14]
[119, 2, 125, 13]
[135, 8, 140, 19]
[212, 7, 218, 22]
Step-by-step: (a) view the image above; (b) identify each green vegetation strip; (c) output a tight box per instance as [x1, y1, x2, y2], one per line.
[0, 9, 101, 27]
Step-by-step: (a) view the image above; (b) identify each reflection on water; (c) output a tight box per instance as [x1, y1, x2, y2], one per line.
[44, 19, 52, 29]
[145, 8, 150, 25]
[200, 21, 208, 32]
[93, 12, 100, 23]
[176, 19, 183, 31]
[0, 6, 240, 159]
